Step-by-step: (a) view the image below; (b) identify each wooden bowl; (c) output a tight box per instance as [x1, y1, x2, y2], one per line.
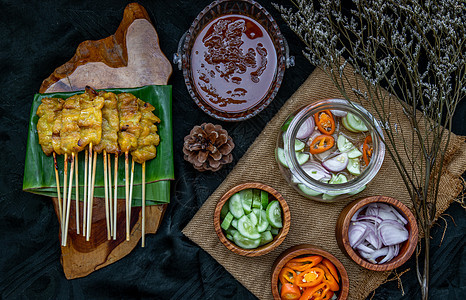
[335, 195, 419, 271]
[214, 182, 290, 256]
[271, 244, 349, 300]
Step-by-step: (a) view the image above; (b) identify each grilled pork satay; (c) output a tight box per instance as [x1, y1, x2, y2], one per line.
[37, 98, 64, 156]
[117, 92, 142, 241]
[131, 99, 160, 164]
[94, 91, 120, 239]
[131, 99, 161, 247]
[77, 88, 104, 241]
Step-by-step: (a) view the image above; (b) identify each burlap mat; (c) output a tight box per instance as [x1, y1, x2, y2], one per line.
[182, 67, 466, 300]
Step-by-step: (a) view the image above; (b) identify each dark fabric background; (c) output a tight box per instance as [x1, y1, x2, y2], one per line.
[0, 0, 464, 299]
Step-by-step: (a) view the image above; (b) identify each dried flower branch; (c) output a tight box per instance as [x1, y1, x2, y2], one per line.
[274, 0, 465, 299]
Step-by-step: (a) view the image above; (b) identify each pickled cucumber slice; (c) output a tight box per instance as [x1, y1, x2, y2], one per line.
[266, 200, 283, 229]
[276, 147, 309, 168]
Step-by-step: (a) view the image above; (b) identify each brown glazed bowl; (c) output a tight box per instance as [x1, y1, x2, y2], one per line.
[271, 244, 349, 300]
[214, 182, 291, 256]
[174, 0, 293, 121]
[335, 195, 419, 271]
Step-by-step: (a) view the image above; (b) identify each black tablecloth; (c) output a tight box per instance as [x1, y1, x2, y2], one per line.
[1, 1, 465, 299]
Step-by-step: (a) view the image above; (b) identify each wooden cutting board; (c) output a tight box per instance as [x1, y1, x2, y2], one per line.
[39, 3, 172, 279]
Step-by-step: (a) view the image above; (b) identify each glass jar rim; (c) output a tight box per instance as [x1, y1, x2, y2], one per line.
[283, 98, 385, 195]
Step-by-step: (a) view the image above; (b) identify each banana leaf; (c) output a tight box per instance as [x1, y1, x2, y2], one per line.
[23, 85, 174, 206]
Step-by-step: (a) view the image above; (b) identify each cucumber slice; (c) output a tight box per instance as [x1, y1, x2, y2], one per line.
[252, 189, 262, 208]
[221, 212, 234, 231]
[247, 212, 258, 226]
[337, 134, 354, 152]
[255, 209, 269, 233]
[347, 148, 363, 158]
[298, 183, 322, 196]
[329, 174, 348, 184]
[295, 139, 305, 151]
[259, 231, 273, 246]
[270, 227, 280, 235]
[266, 200, 283, 229]
[260, 190, 269, 209]
[226, 233, 234, 240]
[233, 231, 261, 249]
[281, 117, 293, 132]
[266, 224, 272, 231]
[341, 116, 359, 133]
[276, 147, 309, 168]
[347, 157, 361, 175]
[240, 189, 253, 214]
[231, 219, 238, 229]
[228, 193, 244, 219]
[237, 215, 261, 240]
[220, 200, 230, 219]
[226, 228, 238, 236]
[322, 193, 337, 201]
[344, 112, 368, 132]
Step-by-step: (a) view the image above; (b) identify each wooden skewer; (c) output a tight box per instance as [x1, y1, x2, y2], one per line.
[113, 154, 118, 240]
[125, 151, 130, 241]
[141, 161, 146, 248]
[86, 148, 97, 241]
[86, 143, 93, 240]
[63, 152, 75, 246]
[107, 153, 113, 237]
[103, 150, 111, 240]
[53, 152, 62, 224]
[61, 153, 68, 245]
[83, 149, 88, 235]
[129, 159, 135, 226]
[75, 153, 80, 235]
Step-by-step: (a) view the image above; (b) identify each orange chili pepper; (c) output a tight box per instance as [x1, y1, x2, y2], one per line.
[316, 263, 340, 292]
[295, 267, 325, 288]
[313, 286, 333, 300]
[314, 110, 335, 135]
[279, 267, 297, 285]
[299, 282, 327, 300]
[321, 259, 340, 284]
[309, 135, 335, 154]
[362, 135, 373, 165]
[280, 283, 301, 300]
[285, 255, 323, 271]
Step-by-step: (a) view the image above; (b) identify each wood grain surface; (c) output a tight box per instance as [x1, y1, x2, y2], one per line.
[213, 182, 291, 257]
[335, 196, 419, 271]
[42, 2, 172, 279]
[270, 244, 350, 300]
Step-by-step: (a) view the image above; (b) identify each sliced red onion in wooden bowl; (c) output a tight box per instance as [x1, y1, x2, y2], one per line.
[347, 202, 409, 264]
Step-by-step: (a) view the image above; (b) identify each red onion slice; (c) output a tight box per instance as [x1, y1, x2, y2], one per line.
[331, 109, 348, 117]
[296, 117, 315, 140]
[351, 207, 364, 221]
[359, 247, 389, 263]
[378, 220, 409, 246]
[322, 152, 349, 172]
[301, 161, 332, 182]
[348, 222, 368, 248]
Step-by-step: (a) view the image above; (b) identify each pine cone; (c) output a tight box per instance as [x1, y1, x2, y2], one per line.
[183, 123, 235, 172]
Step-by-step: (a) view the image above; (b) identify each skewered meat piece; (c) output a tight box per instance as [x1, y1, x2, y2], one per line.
[94, 91, 119, 154]
[78, 90, 104, 150]
[36, 97, 64, 156]
[117, 93, 141, 153]
[60, 94, 82, 154]
[131, 99, 160, 164]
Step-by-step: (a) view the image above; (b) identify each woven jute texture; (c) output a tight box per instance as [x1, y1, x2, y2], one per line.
[182, 66, 466, 300]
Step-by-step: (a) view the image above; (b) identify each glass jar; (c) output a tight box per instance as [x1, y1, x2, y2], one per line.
[276, 99, 385, 202]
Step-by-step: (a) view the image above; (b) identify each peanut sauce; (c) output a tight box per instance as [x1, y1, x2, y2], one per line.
[191, 14, 277, 113]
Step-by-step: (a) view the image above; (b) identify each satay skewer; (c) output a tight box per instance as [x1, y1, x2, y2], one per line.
[107, 153, 113, 237]
[53, 152, 62, 224]
[63, 152, 75, 246]
[83, 149, 88, 235]
[61, 153, 68, 245]
[113, 154, 118, 240]
[75, 153, 80, 235]
[86, 147, 97, 241]
[86, 143, 93, 241]
[129, 159, 135, 225]
[103, 150, 111, 240]
[125, 151, 130, 241]
[141, 162, 146, 247]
